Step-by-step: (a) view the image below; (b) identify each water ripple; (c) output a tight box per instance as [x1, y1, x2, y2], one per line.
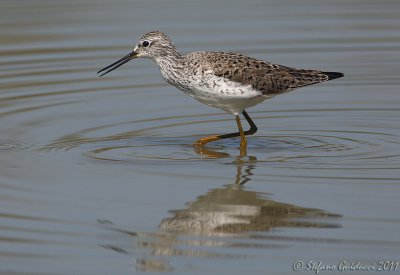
[31, 109, 400, 172]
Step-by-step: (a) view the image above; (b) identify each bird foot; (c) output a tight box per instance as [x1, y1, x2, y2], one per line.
[194, 136, 220, 147]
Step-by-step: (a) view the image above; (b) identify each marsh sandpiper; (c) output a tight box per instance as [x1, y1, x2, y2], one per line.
[98, 31, 343, 153]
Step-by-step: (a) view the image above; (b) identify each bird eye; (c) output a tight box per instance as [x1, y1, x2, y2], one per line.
[142, 40, 150, 47]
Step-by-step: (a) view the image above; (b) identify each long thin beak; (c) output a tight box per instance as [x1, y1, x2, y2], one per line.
[97, 51, 137, 77]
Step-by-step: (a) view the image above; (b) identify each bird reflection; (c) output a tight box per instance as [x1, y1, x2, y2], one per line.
[160, 152, 336, 234]
[100, 147, 340, 272]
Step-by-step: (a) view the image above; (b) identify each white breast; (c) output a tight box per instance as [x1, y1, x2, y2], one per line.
[178, 73, 272, 115]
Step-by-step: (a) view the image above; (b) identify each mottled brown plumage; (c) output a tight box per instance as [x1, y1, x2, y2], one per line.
[188, 51, 342, 96]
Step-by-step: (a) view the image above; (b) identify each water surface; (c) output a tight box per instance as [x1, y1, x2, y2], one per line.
[1, 0, 400, 274]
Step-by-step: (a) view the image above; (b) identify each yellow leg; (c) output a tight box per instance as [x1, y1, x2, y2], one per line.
[235, 115, 247, 147]
[236, 115, 247, 156]
[194, 110, 256, 153]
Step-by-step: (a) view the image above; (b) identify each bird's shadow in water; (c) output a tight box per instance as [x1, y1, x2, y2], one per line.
[98, 146, 341, 272]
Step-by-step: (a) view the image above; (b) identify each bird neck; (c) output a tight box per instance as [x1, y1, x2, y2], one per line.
[154, 49, 182, 68]
[154, 50, 184, 83]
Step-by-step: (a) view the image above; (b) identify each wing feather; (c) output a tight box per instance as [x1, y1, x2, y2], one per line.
[192, 51, 331, 95]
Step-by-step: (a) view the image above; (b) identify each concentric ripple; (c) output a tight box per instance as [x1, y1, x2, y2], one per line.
[37, 109, 400, 170]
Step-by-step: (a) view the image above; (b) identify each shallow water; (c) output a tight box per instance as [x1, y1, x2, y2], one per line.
[1, 0, 400, 274]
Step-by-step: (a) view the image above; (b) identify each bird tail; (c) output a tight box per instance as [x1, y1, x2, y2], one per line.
[323, 71, 344, 80]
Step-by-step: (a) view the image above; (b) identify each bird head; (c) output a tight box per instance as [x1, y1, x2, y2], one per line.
[97, 31, 177, 76]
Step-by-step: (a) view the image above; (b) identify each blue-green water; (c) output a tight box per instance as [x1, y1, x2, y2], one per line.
[1, 0, 399, 274]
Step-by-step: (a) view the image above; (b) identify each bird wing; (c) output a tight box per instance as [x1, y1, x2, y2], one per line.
[197, 51, 329, 95]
